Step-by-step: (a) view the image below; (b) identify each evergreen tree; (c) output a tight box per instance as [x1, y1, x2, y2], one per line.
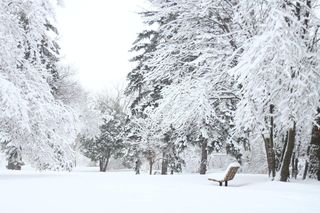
[129, 0, 239, 174]
[125, 8, 179, 174]
[1, 141, 24, 170]
[80, 94, 126, 172]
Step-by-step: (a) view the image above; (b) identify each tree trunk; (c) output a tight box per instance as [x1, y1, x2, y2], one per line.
[149, 159, 154, 175]
[280, 127, 295, 182]
[278, 133, 288, 171]
[161, 152, 168, 175]
[200, 139, 208, 175]
[262, 105, 276, 179]
[99, 158, 105, 172]
[263, 136, 276, 179]
[307, 144, 320, 180]
[291, 152, 298, 179]
[134, 159, 141, 175]
[146, 148, 155, 175]
[99, 156, 109, 172]
[303, 146, 311, 180]
[303, 161, 309, 180]
[102, 156, 110, 172]
[269, 105, 276, 179]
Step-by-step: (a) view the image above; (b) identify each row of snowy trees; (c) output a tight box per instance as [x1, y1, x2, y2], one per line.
[124, 0, 320, 181]
[2, 0, 318, 182]
[0, 0, 89, 170]
[232, 0, 320, 181]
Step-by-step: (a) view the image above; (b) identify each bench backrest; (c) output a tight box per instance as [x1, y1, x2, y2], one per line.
[223, 166, 239, 181]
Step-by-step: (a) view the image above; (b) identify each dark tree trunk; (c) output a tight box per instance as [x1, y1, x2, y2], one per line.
[269, 105, 276, 179]
[99, 158, 105, 172]
[291, 152, 298, 179]
[278, 133, 288, 171]
[309, 113, 320, 180]
[161, 152, 168, 175]
[303, 160, 309, 180]
[262, 105, 276, 179]
[149, 159, 154, 175]
[302, 145, 312, 180]
[103, 156, 110, 172]
[146, 148, 156, 175]
[134, 159, 141, 175]
[99, 156, 110, 172]
[280, 127, 295, 182]
[308, 144, 320, 180]
[200, 139, 208, 175]
[263, 136, 276, 179]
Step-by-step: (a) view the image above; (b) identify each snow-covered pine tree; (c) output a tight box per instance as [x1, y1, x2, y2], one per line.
[122, 116, 144, 173]
[39, 18, 61, 96]
[126, 25, 161, 117]
[125, 8, 182, 174]
[159, 125, 185, 175]
[0, 141, 24, 170]
[123, 115, 159, 175]
[140, 0, 239, 174]
[80, 94, 126, 172]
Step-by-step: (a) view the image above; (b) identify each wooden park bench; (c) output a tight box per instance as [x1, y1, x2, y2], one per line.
[208, 163, 240, 186]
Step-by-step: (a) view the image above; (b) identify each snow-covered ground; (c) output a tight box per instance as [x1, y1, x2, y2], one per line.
[0, 168, 319, 213]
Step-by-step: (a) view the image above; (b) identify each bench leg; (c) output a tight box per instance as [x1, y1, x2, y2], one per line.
[219, 182, 222, 186]
[225, 181, 228, 186]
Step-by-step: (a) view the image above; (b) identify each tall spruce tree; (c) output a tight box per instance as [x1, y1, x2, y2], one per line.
[137, 0, 239, 174]
[80, 94, 126, 172]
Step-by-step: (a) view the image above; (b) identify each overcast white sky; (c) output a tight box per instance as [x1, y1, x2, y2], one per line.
[56, 0, 148, 92]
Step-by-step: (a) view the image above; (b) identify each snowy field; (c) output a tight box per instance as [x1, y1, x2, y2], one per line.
[0, 168, 319, 213]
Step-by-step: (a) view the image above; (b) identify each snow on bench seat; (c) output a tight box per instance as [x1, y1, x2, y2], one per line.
[208, 162, 240, 186]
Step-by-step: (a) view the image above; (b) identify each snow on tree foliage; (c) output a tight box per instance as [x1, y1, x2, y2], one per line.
[229, 0, 320, 181]
[126, 0, 239, 174]
[0, 0, 319, 180]
[0, 0, 78, 170]
[126, 0, 320, 178]
[80, 94, 127, 172]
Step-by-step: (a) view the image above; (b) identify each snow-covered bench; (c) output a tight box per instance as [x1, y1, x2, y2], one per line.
[208, 162, 240, 186]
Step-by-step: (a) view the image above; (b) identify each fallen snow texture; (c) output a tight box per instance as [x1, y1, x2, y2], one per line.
[0, 168, 319, 213]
